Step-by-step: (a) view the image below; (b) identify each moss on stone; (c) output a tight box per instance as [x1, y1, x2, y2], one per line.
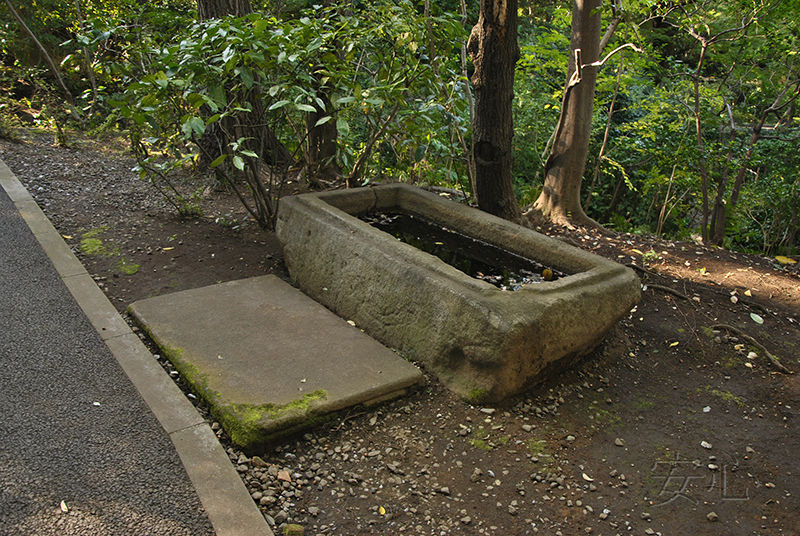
[466, 387, 490, 404]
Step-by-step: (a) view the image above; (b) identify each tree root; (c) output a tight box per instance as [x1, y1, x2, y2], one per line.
[625, 262, 658, 277]
[712, 324, 793, 374]
[646, 284, 695, 304]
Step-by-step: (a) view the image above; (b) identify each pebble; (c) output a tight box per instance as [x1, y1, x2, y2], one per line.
[614, 438, 625, 446]
[707, 511, 719, 522]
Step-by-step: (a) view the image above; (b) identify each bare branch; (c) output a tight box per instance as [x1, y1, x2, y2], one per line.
[584, 43, 643, 69]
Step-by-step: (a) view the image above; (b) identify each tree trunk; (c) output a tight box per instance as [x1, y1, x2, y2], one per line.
[532, 0, 602, 228]
[467, 0, 521, 223]
[196, 0, 292, 171]
[197, 0, 253, 20]
[305, 88, 340, 185]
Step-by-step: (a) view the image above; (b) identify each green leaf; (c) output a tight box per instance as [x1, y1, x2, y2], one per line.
[414, 145, 428, 162]
[336, 117, 350, 135]
[209, 155, 227, 168]
[269, 100, 291, 111]
[240, 150, 258, 158]
[295, 103, 317, 113]
[314, 116, 333, 127]
[240, 66, 254, 88]
[181, 116, 206, 138]
[233, 155, 245, 170]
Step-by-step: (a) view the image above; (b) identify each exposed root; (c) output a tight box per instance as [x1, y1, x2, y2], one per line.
[712, 324, 793, 374]
[625, 262, 658, 277]
[646, 284, 694, 304]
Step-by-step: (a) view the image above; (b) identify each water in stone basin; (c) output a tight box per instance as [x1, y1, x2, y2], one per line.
[361, 211, 567, 290]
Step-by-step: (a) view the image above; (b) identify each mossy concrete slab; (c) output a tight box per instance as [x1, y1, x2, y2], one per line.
[128, 275, 422, 453]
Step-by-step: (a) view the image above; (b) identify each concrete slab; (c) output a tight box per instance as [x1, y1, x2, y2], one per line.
[128, 275, 423, 452]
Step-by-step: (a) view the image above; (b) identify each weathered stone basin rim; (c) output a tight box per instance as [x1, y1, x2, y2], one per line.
[277, 183, 641, 403]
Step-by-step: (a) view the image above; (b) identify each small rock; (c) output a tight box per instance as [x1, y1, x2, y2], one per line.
[641, 512, 651, 520]
[567, 435, 576, 442]
[460, 516, 472, 525]
[522, 424, 533, 432]
[614, 438, 625, 447]
[470, 467, 483, 483]
[277, 470, 292, 482]
[746, 446, 755, 453]
[480, 408, 496, 415]
[700, 441, 712, 449]
[439, 487, 451, 495]
[252, 456, 268, 468]
[707, 512, 719, 522]
[645, 529, 655, 535]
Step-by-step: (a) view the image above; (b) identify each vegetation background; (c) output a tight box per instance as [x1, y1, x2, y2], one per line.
[0, 0, 798, 258]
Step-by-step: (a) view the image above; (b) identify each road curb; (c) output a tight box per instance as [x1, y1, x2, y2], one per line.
[0, 159, 273, 536]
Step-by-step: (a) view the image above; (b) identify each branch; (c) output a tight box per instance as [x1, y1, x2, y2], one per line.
[346, 100, 403, 187]
[712, 324, 793, 374]
[584, 43, 643, 69]
[4, 0, 82, 123]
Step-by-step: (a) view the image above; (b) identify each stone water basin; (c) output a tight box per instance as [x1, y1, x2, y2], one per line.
[276, 183, 640, 403]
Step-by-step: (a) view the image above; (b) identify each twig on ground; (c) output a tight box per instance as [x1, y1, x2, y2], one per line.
[712, 323, 793, 374]
[334, 409, 368, 431]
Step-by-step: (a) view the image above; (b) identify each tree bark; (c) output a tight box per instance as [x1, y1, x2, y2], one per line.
[467, 0, 521, 223]
[532, 0, 602, 228]
[305, 88, 340, 185]
[197, 0, 253, 20]
[196, 0, 292, 171]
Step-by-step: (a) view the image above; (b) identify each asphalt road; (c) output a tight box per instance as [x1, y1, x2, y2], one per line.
[0, 186, 215, 534]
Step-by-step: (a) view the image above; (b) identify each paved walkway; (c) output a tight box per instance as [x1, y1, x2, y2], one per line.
[0, 160, 272, 535]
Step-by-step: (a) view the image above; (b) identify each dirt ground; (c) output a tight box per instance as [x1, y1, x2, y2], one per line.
[2, 131, 799, 536]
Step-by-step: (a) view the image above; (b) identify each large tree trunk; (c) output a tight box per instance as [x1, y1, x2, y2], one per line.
[532, 0, 601, 228]
[467, 0, 521, 223]
[197, 0, 253, 20]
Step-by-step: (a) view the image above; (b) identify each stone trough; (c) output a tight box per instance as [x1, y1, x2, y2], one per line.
[276, 184, 640, 403]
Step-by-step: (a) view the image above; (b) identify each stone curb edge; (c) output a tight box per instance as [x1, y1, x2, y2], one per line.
[0, 159, 273, 536]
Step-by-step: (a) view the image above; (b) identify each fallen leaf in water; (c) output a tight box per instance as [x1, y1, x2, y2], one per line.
[750, 313, 764, 324]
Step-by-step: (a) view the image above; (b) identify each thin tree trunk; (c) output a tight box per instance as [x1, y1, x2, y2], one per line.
[532, 0, 602, 228]
[584, 49, 624, 213]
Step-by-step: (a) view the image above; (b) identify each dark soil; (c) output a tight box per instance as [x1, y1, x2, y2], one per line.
[2, 131, 799, 536]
